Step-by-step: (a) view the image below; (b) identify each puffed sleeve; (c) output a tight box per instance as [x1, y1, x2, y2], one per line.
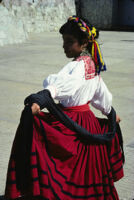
[43, 60, 85, 100]
[91, 76, 112, 115]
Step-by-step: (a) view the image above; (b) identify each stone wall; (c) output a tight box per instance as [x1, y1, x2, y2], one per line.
[80, 0, 113, 29]
[0, 5, 28, 46]
[0, 0, 75, 46]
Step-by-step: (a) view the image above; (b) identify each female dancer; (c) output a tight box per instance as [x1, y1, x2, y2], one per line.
[5, 16, 124, 200]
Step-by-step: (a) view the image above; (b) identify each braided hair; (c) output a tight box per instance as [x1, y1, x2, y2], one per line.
[59, 16, 106, 74]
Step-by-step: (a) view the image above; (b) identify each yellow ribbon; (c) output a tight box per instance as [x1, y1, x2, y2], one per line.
[95, 41, 104, 65]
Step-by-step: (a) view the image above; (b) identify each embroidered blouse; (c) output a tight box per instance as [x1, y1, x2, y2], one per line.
[43, 56, 112, 115]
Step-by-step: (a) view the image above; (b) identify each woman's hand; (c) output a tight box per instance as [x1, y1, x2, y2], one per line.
[116, 114, 121, 123]
[31, 103, 41, 115]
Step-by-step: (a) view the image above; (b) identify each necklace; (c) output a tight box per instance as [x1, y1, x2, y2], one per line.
[80, 49, 91, 57]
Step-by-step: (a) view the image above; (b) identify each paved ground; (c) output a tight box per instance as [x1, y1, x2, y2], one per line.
[0, 31, 134, 199]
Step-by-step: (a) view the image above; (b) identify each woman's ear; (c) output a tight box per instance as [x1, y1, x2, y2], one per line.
[81, 39, 89, 49]
[81, 42, 88, 50]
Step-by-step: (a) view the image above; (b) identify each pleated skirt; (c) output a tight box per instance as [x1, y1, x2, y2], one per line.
[5, 104, 124, 200]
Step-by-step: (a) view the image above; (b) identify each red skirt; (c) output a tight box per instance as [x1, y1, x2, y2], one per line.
[5, 104, 124, 200]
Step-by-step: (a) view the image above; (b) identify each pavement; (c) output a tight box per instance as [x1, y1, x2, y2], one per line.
[0, 31, 134, 199]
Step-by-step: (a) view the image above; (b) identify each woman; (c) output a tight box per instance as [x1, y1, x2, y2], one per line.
[5, 16, 124, 200]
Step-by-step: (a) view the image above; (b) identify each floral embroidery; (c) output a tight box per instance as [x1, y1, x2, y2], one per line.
[76, 56, 95, 80]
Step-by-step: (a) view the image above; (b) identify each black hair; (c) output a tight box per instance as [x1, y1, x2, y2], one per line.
[59, 17, 99, 55]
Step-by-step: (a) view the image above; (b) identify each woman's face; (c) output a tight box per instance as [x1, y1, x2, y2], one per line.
[62, 34, 83, 58]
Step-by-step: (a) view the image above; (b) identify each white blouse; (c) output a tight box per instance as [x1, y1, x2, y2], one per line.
[43, 56, 112, 115]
